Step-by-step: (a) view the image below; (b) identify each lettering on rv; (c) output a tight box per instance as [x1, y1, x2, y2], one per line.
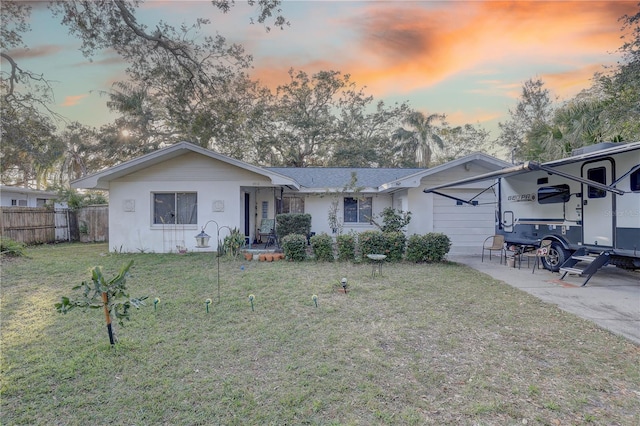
[507, 193, 536, 202]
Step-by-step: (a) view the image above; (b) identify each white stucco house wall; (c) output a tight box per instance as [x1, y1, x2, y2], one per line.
[71, 142, 510, 254]
[0, 185, 62, 208]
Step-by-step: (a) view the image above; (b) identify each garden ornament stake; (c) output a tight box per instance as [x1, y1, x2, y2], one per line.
[341, 277, 348, 294]
[312, 294, 318, 308]
[205, 298, 212, 313]
[249, 294, 255, 312]
[195, 220, 232, 303]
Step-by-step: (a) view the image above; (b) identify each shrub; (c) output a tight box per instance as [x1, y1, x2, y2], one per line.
[406, 233, 452, 262]
[223, 228, 245, 258]
[281, 233, 307, 261]
[384, 231, 406, 262]
[358, 230, 385, 258]
[276, 213, 312, 239]
[310, 232, 334, 262]
[0, 237, 26, 257]
[336, 232, 356, 261]
[371, 207, 411, 233]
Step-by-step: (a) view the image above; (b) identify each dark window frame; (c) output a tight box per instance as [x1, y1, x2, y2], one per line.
[630, 169, 640, 192]
[282, 196, 305, 214]
[343, 196, 372, 223]
[587, 166, 607, 199]
[153, 192, 197, 225]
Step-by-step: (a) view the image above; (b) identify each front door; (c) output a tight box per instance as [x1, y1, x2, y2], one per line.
[244, 192, 250, 241]
[581, 159, 614, 247]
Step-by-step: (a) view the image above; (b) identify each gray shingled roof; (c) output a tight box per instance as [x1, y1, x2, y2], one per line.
[266, 167, 425, 189]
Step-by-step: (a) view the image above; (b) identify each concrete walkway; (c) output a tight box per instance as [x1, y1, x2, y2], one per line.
[449, 254, 640, 345]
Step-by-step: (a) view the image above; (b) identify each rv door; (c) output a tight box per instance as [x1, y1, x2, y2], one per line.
[581, 159, 614, 247]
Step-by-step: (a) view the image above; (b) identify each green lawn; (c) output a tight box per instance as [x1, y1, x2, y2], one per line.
[1, 243, 639, 425]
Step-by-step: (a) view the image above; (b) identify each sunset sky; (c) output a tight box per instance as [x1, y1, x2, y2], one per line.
[13, 0, 638, 138]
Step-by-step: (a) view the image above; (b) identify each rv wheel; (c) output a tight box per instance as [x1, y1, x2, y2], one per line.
[542, 242, 569, 272]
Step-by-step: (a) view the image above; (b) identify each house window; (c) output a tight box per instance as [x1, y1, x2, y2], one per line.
[344, 197, 372, 223]
[262, 201, 269, 219]
[153, 192, 197, 225]
[587, 167, 606, 199]
[538, 185, 570, 204]
[283, 196, 305, 214]
[36, 198, 48, 207]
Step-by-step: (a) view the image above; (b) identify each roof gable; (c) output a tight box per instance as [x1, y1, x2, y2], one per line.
[71, 142, 299, 190]
[378, 152, 512, 191]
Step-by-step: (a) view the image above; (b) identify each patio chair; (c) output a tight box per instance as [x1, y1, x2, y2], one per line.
[482, 235, 505, 263]
[257, 218, 276, 247]
[521, 239, 553, 273]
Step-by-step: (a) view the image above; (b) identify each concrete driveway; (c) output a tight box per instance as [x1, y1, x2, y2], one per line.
[449, 254, 640, 345]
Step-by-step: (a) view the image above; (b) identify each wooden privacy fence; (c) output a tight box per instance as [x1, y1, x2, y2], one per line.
[0, 207, 57, 244]
[76, 205, 108, 243]
[0, 205, 108, 245]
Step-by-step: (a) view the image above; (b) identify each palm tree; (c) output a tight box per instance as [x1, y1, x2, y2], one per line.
[392, 111, 445, 167]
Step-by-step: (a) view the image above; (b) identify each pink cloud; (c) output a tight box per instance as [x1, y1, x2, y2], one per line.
[249, 1, 634, 103]
[346, 1, 633, 94]
[542, 64, 611, 99]
[61, 94, 88, 107]
[7, 45, 62, 60]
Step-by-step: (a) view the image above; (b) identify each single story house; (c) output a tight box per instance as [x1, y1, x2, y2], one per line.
[0, 185, 61, 208]
[71, 141, 511, 254]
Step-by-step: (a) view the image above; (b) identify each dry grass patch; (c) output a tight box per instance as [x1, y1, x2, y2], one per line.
[1, 243, 639, 425]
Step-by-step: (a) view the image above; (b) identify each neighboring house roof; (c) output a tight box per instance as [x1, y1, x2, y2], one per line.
[71, 141, 300, 190]
[266, 167, 425, 192]
[0, 185, 58, 197]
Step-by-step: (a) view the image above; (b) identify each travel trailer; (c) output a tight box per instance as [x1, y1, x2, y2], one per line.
[424, 142, 640, 284]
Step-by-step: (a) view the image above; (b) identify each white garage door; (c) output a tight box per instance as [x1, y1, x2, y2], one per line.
[433, 189, 496, 255]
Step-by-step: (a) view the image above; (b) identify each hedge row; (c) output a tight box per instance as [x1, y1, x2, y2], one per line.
[281, 231, 451, 263]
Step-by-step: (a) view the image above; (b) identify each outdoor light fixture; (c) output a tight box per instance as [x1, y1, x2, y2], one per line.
[341, 277, 348, 293]
[195, 229, 211, 248]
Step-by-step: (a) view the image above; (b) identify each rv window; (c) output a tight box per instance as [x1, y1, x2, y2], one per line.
[587, 167, 606, 198]
[538, 185, 570, 204]
[631, 169, 640, 192]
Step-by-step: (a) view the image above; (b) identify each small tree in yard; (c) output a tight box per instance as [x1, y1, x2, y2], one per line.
[55, 260, 147, 346]
[370, 207, 411, 233]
